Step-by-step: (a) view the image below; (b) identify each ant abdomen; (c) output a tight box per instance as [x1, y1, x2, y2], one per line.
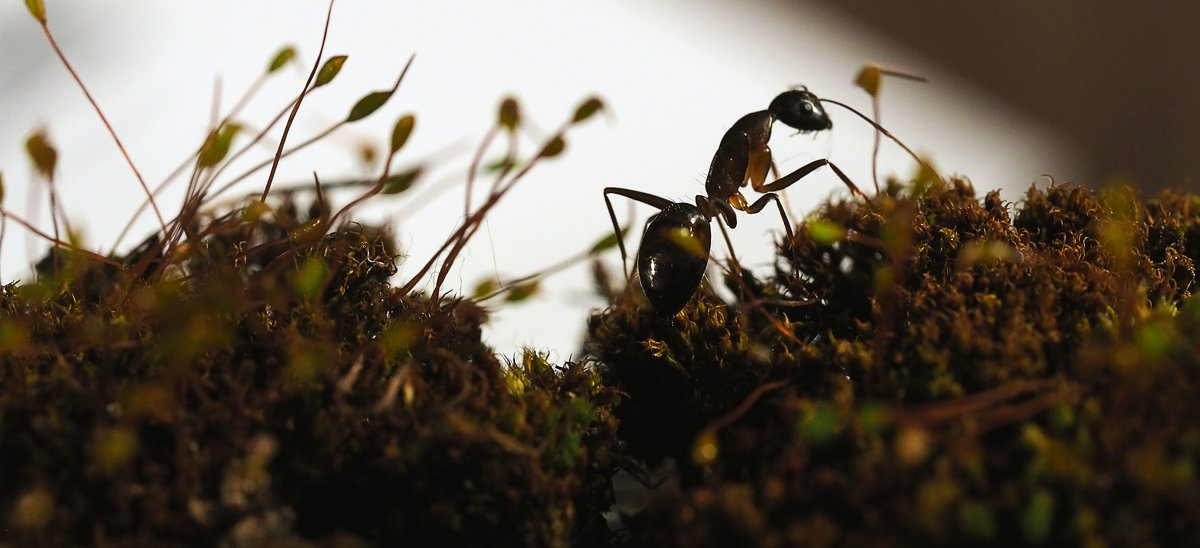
[637, 203, 712, 316]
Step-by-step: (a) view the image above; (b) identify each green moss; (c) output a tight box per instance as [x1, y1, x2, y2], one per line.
[1, 19, 616, 544]
[587, 177, 1200, 546]
[1, 202, 621, 546]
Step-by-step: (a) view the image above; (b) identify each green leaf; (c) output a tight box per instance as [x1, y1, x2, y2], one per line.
[24, 130, 57, 181]
[1021, 490, 1057, 543]
[956, 500, 997, 540]
[0, 318, 30, 351]
[313, 55, 347, 88]
[380, 321, 420, 355]
[291, 217, 326, 247]
[286, 344, 327, 389]
[589, 229, 626, 254]
[505, 281, 539, 303]
[196, 123, 241, 168]
[293, 256, 328, 299]
[346, 90, 392, 122]
[24, 0, 46, 23]
[539, 135, 566, 158]
[267, 45, 297, 74]
[572, 97, 604, 123]
[799, 401, 838, 444]
[0, 171, 5, 204]
[472, 279, 499, 300]
[381, 167, 422, 195]
[242, 200, 271, 223]
[390, 114, 415, 153]
[807, 219, 846, 245]
[498, 97, 520, 131]
[484, 155, 519, 174]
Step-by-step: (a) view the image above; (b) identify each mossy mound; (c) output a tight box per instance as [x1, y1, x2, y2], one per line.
[587, 178, 1200, 546]
[0, 200, 618, 547]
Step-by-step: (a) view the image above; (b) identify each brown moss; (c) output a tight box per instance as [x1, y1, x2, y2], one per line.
[0, 198, 619, 547]
[587, 177, 1200, 546]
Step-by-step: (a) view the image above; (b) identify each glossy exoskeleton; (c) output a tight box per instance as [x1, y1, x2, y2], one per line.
[605, 87, 863, 316]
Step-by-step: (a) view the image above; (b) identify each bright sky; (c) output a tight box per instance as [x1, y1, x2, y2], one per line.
[0, 0, 1082, 360]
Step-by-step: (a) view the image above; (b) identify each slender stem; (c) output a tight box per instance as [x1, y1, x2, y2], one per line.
[37, 23, 167, 234]
[46, 175, 61, 274]
[398, 129, 517, 296]
[210, 120, 340, 204]
[428, 126, 567, 306]
[870, 95, 881, 193]
[477, 239, 596, 301]
[704, 378, 792, 433]
[820, 97, 943, 183]
[260, 0, 335, 202]
[464, 126, 499, 221]
[0, 212, 6, 276]
[327, 147, 398, 227]
[0, 206, 128, 271]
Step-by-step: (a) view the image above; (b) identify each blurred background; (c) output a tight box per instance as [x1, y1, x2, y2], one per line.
[0, 1, 1190, 359]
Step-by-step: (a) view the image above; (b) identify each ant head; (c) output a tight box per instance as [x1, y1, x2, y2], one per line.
[769, 88, 832, 133]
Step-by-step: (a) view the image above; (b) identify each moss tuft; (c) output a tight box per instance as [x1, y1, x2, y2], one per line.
[587, 177, 1200, 546]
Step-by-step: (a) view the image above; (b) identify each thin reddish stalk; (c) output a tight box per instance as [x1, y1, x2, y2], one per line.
[260, 0, 335, 202]
[37, 22, 167, 235]
[0, 206, 128, 271]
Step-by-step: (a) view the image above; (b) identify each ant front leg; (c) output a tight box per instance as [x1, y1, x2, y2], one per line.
[757, 158, 865, 198]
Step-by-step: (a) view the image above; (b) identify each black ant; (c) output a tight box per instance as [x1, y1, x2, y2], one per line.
[604, 87, 867, 316]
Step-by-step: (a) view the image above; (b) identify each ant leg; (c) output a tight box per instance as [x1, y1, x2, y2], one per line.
[696, 192, 745, 274]
[743, 192, 795, 245]
[765, 157, 802, 229]
[715, 215, 739, 266]
[745, 191, 805, 282]
[604, 187, 674, 267]
[756, 158, 865, 197]
[744, 144, 773, 189]
[696, 194, 738, 229]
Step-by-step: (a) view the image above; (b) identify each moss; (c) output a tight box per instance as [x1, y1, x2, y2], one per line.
[0, 198, 620, 546]
[587, 177, 1200, 546]
[1, 11, 616, 543]
[10, 6, 1200, 544]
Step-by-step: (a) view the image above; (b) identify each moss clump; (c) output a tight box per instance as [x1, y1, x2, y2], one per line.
[0, 198, 618, 547]
[587, 177, 1200, 546]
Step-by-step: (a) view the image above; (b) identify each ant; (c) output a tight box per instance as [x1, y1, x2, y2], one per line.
[604, 87, 866, 316]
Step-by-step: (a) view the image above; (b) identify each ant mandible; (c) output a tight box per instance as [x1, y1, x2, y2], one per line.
[604, 87, 865, 316]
